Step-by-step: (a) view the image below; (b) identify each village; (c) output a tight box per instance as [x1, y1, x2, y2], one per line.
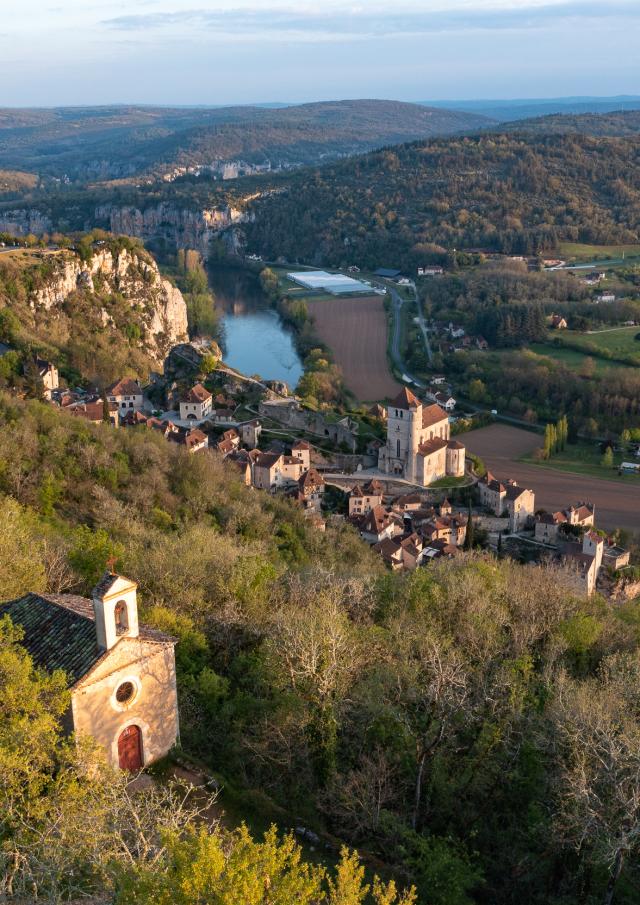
[15, 332, 633, 606]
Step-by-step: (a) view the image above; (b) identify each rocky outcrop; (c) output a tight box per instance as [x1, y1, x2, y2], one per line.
[0, 209, 52, 237]
[30, 247, 188, 361]
[95, 202, 250, 258]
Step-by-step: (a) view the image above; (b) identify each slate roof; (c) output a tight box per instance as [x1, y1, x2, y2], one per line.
[0, 591, 176, 687]
[0, 593, 102, 685]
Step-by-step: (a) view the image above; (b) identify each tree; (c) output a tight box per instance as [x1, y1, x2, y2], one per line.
[463, 501, 475, 551]
[600, 446, 614, 469]
[0, 498, 46, 600]
[552, 657, 640, 905]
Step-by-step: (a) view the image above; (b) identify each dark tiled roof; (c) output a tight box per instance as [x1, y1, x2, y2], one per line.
[0, 591, 176, 687]
[0, 593, 103, 685]
[93, 571, 121, 598]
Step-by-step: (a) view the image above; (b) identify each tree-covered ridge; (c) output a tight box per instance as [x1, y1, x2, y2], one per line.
[0, 100, 491, 181]
[503, 109, 640, 138]
[243, 131, 640, 268]
[2, 393, 640, 902]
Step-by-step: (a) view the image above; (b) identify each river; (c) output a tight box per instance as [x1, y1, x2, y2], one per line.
[207, 266, 303, 388]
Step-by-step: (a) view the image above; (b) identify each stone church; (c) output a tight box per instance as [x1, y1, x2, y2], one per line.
[1, 572, 179, 771]
[378, 387, 466, 486]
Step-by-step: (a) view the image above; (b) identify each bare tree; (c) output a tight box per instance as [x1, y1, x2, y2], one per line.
[551, 655, 640, 905]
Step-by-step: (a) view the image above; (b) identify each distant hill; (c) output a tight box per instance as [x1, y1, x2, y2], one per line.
[242, 130, 640, 269]
[500, 109, 640, 138]
[0, 100, 492, 181]
[423, 95, 640, 122]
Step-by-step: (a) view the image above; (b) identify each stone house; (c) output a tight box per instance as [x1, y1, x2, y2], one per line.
[1, 572, 179, 771]
[360, 505, 402, 545]
[169, 427, 208, 453]
[252, 452, 283, 491]
[239, 419, 262, 448]
[295, 468, 325, 513]
[505, 485, 535, 531]
[70, 400, 120, 428]
[107, 378, 144, 413]
[348, 480, 383, 518]
[291, 439, 311, 470]
[36, 357, 59, 399]
[180, 383, 212, 421]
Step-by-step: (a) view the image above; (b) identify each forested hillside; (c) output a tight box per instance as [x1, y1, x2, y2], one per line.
[0, 101, 491, 181]
[2, 393, 640, 903]
[243, 131, 640, 268]
[503, 110, 640, 138]
[0, 233, 188, 385]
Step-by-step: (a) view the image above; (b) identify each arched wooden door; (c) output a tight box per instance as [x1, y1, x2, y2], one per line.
[118, 725, 143, 771]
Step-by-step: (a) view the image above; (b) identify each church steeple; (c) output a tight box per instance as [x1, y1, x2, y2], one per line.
[92, 572, 139, 650]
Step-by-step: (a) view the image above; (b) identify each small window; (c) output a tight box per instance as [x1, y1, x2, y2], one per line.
[115, 681, 135, 704]
[114, 600, 128, 635]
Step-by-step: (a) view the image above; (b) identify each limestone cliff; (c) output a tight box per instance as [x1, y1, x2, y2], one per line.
[95, 202, 250, 259]
[29, 245, 188, 363]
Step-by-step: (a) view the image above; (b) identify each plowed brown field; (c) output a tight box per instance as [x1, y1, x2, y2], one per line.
[463, 423, 640, 532]
[306, 295, 402, 402]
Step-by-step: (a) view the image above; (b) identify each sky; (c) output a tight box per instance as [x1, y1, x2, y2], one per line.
[2, 0, 640, 107]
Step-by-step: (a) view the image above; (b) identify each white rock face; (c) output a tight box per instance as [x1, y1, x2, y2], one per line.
[95, 202, 250, 258]
[30, 248, 188, 361]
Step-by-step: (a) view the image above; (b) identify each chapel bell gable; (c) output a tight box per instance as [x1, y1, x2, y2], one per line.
[92, 572, 140, 651]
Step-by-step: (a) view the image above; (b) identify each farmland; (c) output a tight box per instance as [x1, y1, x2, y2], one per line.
[463, 423, 640, 532]
[306, 295, 401, 402]
[549, 326, 640, 366]
[557, 241, 640, 262]
[528, 342, 616, 373]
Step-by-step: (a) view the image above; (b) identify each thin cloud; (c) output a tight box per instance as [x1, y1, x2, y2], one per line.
[102, 2, 640, 40]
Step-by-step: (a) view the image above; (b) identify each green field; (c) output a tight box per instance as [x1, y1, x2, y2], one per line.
[558, 242, 640, 262]
[521, 441, 640, 483]
[557, 327, 640, 360]
[528, 342, 616, 374]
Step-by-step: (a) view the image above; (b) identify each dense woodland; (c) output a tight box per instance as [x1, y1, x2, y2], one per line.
[243, 128, 640, 269]
[1, 395, 640, 903]
[0, 101, 490, 182]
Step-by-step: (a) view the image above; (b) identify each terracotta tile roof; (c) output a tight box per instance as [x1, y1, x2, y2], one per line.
[185, 383, 211, 404]
[217, 438, 236, 455]
[299, 468, 324, 489]
[292, 440, 311, 450]
[422, 403, 448, 429]
[417, 437, 448, 457]
[447, 440, 465, 450]
[373, 537, 402, 563]
[363, 479, 383, 495]
[107, 378, 142, 397]
[391, 387, 421, 410]
[70, 401, 105, 422]
[362, 505, 392, 534]
[350, 484, 365, 497]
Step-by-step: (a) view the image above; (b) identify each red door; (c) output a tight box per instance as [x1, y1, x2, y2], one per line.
[118, 725, 143, 771]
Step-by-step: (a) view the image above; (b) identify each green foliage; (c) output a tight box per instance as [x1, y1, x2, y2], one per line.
[68, 526, 124, 591]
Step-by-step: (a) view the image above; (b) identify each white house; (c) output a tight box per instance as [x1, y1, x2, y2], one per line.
[179, 383, 212, 421]
[107, 378, 144, 413]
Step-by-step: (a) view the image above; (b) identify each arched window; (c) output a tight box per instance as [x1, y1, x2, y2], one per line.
[114, 600, 128, 635]
[397, 439, 401, 458]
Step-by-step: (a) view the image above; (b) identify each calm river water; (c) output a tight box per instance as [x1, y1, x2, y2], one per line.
[207, 266, 303, 388]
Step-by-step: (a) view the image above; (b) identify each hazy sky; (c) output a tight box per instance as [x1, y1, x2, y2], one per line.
[3, 0, 640, 106]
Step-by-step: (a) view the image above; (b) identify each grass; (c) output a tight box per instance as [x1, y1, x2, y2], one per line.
[557, 242, 640, 262]
[521, 441, 640, 483]
[429, 475, 472, 489]
[528, 342, 616, 374]
[557, 327, 640, 361]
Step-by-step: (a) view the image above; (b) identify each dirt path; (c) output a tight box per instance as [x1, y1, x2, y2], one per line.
[307, 295, 402, 402]
[463, 423, 640, 532]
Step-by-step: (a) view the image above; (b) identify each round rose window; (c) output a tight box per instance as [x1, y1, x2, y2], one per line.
[115, 681, 135, 704]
